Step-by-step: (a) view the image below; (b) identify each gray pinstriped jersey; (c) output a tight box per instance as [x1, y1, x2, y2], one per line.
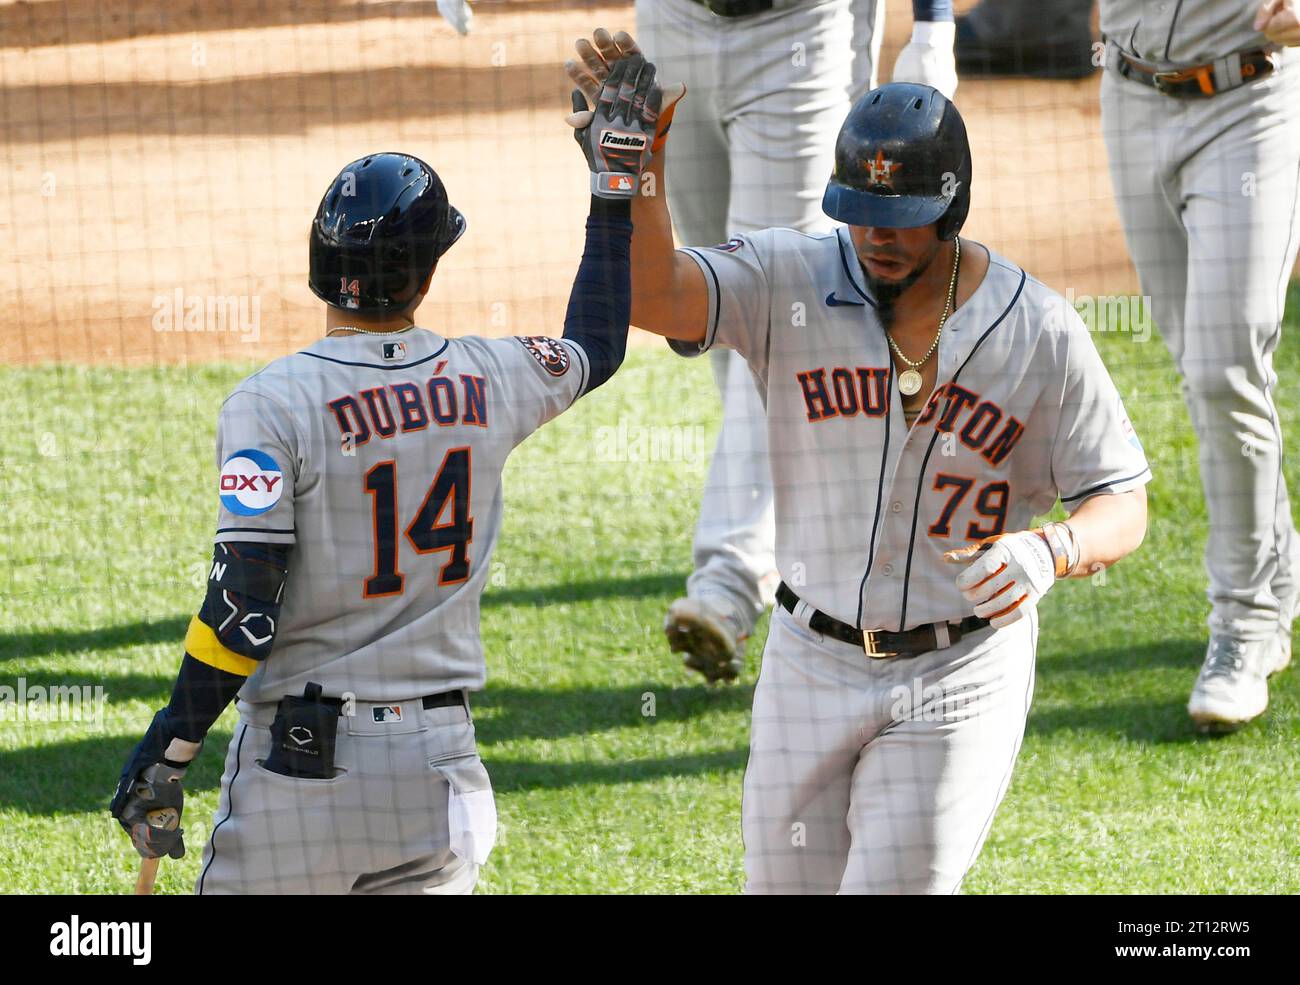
[211, 328, 588, 703]
[1101, 0, 1270, 67]
[671, 227, 1151, 632]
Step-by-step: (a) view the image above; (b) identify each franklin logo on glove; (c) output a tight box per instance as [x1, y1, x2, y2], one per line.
[599, 131, 648, 150]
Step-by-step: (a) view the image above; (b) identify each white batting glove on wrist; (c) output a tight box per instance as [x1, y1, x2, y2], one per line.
[892, 21, 959, 99]
[437, 0, 473, 36]
[944, 530, 1055, 629]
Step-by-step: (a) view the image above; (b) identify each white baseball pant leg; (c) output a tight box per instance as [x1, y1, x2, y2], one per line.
[195, 698, 493, 895]
[638, 0, 853, 631]
[743, 606, 1036, 894]
[1102, 56, 1300, 642]
[848, 0, 886, 102]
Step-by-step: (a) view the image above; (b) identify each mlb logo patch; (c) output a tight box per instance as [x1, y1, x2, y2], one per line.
[372, 705, 403, 723]
[382, 341, 407, 361]
[598, 173, 635, 194]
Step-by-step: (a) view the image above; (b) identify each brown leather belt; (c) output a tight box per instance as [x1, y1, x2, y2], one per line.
[1114, 47, 1275, 98]
[776, 582, 990, 659]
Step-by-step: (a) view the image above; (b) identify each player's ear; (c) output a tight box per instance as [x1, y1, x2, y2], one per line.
[420, 263, 436, 298]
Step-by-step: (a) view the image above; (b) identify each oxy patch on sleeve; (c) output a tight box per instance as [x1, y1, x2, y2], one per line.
[518, 336, 571, 377]
[219, 448, 285, 516]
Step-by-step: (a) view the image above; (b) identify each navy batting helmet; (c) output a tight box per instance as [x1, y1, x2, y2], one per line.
[822, 84, 971, 241]
[309, 153, 466, 314]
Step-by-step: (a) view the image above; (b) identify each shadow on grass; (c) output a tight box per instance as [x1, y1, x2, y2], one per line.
[0, 680, 749, 814]
[1037, 636, 1207, 673]
[0, 731, 232, 815]
[0, 629, 1245, 817]
[0, 572, 689, 662]
[0, 616, 189, 662]
[0, 733, 745, 815]
[474, 682, 754, 744]
[0, 649, 1261, 815]
[482, 571, 686, 607]
[1026, 698, 1207, 745]
[1, 670, 174, 704]
[484, 748, 748, 795]
[1032, 639, 1248, 743]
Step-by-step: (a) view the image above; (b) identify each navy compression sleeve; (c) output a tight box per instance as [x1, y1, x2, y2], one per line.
[562, 196, 633, 393]
[162, 654, 246, 744]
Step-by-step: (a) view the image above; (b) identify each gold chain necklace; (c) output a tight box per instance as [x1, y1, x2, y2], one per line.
[886, 235, 960, 397]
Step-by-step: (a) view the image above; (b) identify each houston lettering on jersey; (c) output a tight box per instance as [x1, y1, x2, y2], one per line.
[796, 368, 1025, 466]
[328, 365, 488, 447]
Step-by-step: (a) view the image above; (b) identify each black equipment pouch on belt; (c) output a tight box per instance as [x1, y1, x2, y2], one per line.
[264, 682, 343, 778]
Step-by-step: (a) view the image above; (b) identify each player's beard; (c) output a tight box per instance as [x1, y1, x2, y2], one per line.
[862, 240, 943, 332]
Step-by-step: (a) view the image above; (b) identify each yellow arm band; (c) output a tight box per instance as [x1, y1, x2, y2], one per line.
[183, 616, 258, 677]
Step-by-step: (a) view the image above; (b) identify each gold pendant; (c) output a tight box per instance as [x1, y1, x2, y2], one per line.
[898, 368, 923, 396]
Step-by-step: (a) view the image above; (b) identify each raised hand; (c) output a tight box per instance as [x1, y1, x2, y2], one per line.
[565, 29, 685, 156]
[567, 52, 662, 199]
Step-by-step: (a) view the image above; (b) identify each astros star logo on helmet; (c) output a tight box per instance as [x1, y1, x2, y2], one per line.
[866, 149, 901, 190]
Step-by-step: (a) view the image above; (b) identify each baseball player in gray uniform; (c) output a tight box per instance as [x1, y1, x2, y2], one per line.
[109, 55, 664, 893]
[1100, 0, 1300, 731]
[571, 39, 1150, 891]
[604, 2, 957, 684]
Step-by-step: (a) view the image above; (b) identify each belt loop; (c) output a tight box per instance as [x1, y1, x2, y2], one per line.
[1103, 37, 1121, 74]
[1214, 54, 1238, 91]
[933, 623, 952, 650]
[793, 598, 816, 629]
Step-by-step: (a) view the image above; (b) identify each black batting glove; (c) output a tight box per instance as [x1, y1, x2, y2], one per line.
[571, 53, 662, 199]
[110, 710, 191, 860]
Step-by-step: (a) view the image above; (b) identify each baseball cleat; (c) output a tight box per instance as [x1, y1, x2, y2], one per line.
[1187, 635, 1275, 733]
[1270, 587, 1297, 677]
[664, 596, 747, 685]
[1270, 625, 1293, 677]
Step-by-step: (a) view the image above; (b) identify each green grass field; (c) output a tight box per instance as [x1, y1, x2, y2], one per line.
[2, 302, 1298, 894]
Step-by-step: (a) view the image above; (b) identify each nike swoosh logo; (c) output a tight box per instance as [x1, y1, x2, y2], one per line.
[825, 292, 865, 307]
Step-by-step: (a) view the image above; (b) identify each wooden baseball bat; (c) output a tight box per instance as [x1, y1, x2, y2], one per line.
[134, 856, 160, 896]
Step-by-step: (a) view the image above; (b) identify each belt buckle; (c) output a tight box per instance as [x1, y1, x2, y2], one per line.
[1151, 70, 1181, 94]
[1154, 65, 1214, 96]
[862, 630, 897, 660]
